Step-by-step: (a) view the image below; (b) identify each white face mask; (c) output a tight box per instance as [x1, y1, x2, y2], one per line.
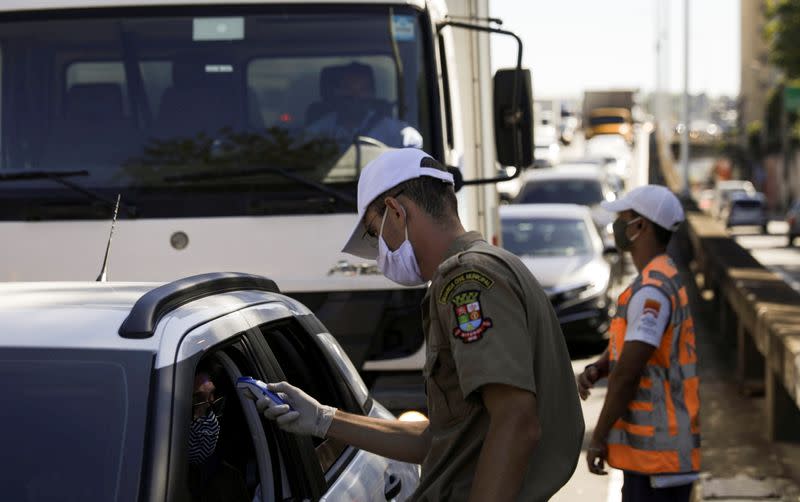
[376, 205, 425, 286]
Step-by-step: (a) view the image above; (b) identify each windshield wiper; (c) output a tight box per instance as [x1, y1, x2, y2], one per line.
[164, 165, 357, 208]
[0, 170, 138, 217]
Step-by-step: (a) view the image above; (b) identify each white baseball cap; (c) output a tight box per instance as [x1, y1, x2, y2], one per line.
[601, 184, 685, 231]
[342, 148, 454, 259]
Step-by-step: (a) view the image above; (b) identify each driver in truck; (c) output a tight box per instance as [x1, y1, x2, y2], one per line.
[305, 61, 423, 149]
[252, 148, 584, 501]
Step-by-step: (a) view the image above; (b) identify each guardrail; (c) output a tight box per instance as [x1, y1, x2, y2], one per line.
[654, 132, 800, 442]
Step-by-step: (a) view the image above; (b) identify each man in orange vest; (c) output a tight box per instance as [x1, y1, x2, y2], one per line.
[578, 185, 700, 501]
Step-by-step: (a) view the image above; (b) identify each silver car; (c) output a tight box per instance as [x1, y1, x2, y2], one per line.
[500, 204, 616, 343]
[0, 273, 419, 501]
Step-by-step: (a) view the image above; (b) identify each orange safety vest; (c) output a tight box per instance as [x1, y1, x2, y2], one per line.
[607, 254, 701, 474]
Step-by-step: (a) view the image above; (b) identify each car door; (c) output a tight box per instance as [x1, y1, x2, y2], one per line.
[240, 304, 420, 501]
[163, 306, 324, 502]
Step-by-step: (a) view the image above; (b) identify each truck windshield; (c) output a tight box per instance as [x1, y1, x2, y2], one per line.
[589, 116, 625, 126]
[0, 6, 432, 219]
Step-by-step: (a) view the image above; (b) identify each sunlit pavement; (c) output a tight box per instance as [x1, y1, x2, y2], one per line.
[550, 129, 647, 501]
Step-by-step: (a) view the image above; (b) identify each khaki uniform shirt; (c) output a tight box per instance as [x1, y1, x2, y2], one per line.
[412, 232, 584, 502]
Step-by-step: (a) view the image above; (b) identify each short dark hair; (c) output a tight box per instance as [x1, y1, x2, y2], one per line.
[367, 157, 458, 223]
[196, 357, 224, 387]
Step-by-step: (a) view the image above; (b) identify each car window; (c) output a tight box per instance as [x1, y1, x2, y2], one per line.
[501, 217, 593, 257]
[589, 116, 625, 125]
[0, 348, 152, 502]
[254, 319, 354, 476]
[516, 179, 604, 206]
[732, 200, 762, 209]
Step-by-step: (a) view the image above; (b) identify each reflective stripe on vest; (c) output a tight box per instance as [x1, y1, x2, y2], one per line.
[606, 254, 701, 474]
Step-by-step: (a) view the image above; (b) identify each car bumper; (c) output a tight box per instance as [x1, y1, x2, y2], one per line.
[550, 294, 611, 342]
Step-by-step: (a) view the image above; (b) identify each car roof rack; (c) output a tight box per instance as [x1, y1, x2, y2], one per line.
[119, 272, 280, 339]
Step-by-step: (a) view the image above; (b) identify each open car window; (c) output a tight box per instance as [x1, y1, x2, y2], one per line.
[252, 319, 358, 479]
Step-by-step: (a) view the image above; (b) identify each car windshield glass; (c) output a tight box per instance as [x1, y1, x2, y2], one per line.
[0, 7, 431, 219]
[516, 179, 605, 205]
[590, 116, 625, 125]
[502, 218, 592, 256]
[0, 348, 152, 502]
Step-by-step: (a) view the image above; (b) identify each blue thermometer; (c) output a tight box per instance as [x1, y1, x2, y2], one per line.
[236, 376, 290, 408]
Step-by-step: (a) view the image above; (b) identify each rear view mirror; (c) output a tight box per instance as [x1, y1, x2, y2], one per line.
[493, 68, 534, 168]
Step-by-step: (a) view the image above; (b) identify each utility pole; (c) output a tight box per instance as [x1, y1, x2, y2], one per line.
[655, 0, 670, 142]
[680, 0, 690, 196]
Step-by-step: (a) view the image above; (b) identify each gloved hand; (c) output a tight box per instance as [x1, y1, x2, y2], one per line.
[255, 381, 336, 438]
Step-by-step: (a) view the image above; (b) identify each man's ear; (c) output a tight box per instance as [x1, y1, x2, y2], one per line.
[384, 196, 403, 218]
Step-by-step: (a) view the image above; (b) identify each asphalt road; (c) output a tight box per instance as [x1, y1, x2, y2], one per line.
[548, 129, 650, 501]
[733, 221, 800, 293]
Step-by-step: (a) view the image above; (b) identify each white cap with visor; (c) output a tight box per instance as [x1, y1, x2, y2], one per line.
[341, 148, 454, 259]
[600, 184, 685, 231]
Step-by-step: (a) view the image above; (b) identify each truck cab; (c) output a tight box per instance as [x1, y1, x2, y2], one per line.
[585, 107, 633, 144]
[0, 0, 532, 410]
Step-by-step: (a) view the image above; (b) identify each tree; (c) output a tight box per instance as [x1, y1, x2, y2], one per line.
[765, 0, 800, 79]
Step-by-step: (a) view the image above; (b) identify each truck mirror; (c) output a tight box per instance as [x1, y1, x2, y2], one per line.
[493, 68, 534, 168]
[437, 19, 530, 186]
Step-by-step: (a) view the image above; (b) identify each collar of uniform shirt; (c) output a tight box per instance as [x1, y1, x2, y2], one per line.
[442, 231, 484, 261]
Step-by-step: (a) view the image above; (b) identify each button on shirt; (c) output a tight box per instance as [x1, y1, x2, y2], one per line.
[412, 232, 584, 502]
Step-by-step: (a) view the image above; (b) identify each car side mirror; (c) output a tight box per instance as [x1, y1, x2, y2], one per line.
[493, 68, 534, 168]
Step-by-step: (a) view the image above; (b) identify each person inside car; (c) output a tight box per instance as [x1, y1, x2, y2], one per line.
[305, 61, 423, 149]
[187, 359, 250, 502]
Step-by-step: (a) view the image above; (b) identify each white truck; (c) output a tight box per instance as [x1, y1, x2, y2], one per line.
[0, 0, 533, 410]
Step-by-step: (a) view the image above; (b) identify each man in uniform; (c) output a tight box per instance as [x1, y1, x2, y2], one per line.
[578, 185, 700, 501]
[252, 148, 584, 501]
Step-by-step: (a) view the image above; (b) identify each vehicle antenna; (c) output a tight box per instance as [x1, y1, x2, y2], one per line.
[96, 194, 121, 282]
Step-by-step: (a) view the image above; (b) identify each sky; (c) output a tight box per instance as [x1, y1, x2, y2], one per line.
[489, 0, 740, 100]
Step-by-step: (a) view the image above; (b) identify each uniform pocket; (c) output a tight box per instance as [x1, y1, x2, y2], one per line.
[424, 348, 475, 430]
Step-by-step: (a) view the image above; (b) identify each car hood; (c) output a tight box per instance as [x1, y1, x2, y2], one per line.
[519, 254, 609, 290]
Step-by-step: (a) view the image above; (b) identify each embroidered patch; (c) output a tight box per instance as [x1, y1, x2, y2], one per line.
[438, 270, 494, 304]
[643, 299, 662, 318]
[451, 290, 493, 343]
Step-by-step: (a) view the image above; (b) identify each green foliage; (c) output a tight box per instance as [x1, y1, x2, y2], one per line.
[121, 127, 340, 185]
[747, 120, 763, 154]
[765, 0, 800, 79]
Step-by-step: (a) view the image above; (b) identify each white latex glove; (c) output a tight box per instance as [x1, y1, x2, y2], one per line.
[254, 381, 336, 438]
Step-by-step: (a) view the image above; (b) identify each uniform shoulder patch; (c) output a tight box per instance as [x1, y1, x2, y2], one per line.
[451, 290, 493, 343]
[643, 299, 662, 317]
[437, 269, 494, 304]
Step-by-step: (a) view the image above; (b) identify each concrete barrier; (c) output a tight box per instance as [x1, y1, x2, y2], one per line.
[655, 133, 800, 442]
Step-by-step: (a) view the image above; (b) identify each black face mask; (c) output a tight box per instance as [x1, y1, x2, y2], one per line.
[612, 216, 642, 251]
[188, 410, 220, 465]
